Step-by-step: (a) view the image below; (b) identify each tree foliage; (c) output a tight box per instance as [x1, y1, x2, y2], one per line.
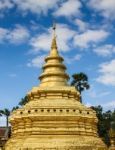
[91, 105, 115, 147]
[18, 96, 29, 106]
[71, 72, 90, 102]
[12, 106, 19, 111]
[0, 108, 10, 127]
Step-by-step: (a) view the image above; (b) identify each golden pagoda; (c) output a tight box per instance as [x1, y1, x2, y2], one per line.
[5, 24, 107, 150]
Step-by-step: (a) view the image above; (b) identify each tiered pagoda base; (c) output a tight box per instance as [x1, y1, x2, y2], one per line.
[5, 87, 107, 150]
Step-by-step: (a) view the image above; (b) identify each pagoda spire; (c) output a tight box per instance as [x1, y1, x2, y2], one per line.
[39, 24, 69, 87]
[50, 22, 58, 56]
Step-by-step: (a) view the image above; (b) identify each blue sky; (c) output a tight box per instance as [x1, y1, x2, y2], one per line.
[0, 0, 115, 117]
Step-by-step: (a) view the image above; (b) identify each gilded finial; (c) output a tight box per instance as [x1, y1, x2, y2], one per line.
[51, 22, 57, 49]
[52, 21, 56, 37]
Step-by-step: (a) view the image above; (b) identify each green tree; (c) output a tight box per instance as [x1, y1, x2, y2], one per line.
[12, 106, 19, 111]
[0, 109, 10, 127]
[71, 72, 90, 102]
[18, 96, 29, 106]
[91, 105, 113, 147]
[111, 110, 115, 130]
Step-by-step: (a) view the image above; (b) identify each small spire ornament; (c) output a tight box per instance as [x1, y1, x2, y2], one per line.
[51, 22, 57, 49]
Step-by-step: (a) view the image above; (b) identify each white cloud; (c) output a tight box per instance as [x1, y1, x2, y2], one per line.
[30, 24, 76, 52]
[30, 33, 52, 52]
[64, 54, 82, 64]
[73, 29, 109, 48]
[93, 44, 115, 57]
[75, 19, 89, 32]
[0, 0, 13, 11]
[0, 28, 8, 42]
[73, 54, 82, 60]
[89, 0, 115, 20]
[85, 102, 92, 107]
[88, 89, 110, 98]
[30, 24, 110, 55]
[27, 55, 46, 68]
[97, 59, 115, 86]
[87, 84, 111, 98]
[7, 25, 30, 44]
[54, 0, 81, 17]
[0, 25, 30, 44]
[103, 100, 115, 110]
[12, 0, 59, 15]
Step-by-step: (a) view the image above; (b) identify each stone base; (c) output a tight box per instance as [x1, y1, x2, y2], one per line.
[5, 135, 107, 150]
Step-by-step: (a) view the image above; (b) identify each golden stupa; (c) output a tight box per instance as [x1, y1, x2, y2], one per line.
[5, 25, 107, 150]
